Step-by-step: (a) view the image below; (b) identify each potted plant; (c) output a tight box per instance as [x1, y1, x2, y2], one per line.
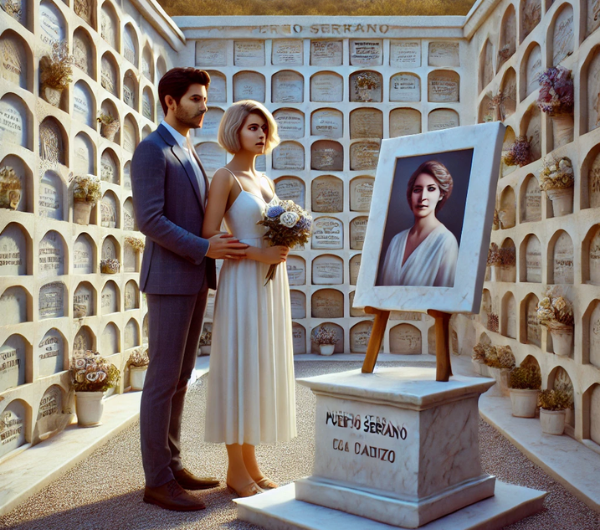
[537, 66, 574, 147]
[537, 292, 574, 356]
[101, 258, 120, 274]
[125, 236, 144, 253]
[508, 364, 542, 418]
[314, 327, 337, 356]
[487, 243, 502, 281]
[70, 350, 120, 426]
[503, 136, 533, 168]
[199, 331, 212, 355]
[72, 175, 101, 225]
[39, 42, 73, 107]
[97, 112, 120, 142]
[538, 388, 573, 435]
[485, 344, 515, 396]
[539, 156, 574, 217]
[0, 166, 21, 210]
[127, 348, 149, 391]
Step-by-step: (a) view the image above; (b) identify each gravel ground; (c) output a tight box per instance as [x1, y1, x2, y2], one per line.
[1, 361, 599, 530]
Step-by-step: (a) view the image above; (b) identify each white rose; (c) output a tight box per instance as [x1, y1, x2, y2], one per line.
[280, 211, 299, 228]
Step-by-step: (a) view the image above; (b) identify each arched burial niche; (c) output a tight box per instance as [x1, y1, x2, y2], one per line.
[73, 233, 94, 275]
[349, 253, 361, 285]
[390, 108, 421, 138]
[312, 254, 343, 285]
[312, 217, 343, 250]
[123, 24, 139, 68]
[37, 328, 65, 376]
[350, 108, 383, 139]
[0, 223, 28, 276]
[100, 98, 120, 144]
[521, 234, 542, 282]
[101, 234, 119, 262]
[34, 384, 70, 443]
[500, 238, 517, 282]
[74, 0, 95, 27]
[142, 87, 154, 121]
[39, 282, 66, 319]
[101, 280, 119, 315]
[141, 125, 151, 140]
[273, 141, 305, 170]
[310, 108, 342, 139]
[500, 68, 517, 117]
[39, 117, 66, 166]
[0, 0, 28, 28]
[349, 71, 382, 102]
[498, 4, 517, 68]
[349, 290, 366, 317]
[390, 324, 422, 354]
[479, 39, 494, 92]
[123, 161, 131, 191]
[233, 71, 265, 103]
[427, 70, 460, 103]
[292, 323, 306, 354]
[584, 47, 600, 133]
[39, 1, 66, 45]
[552, 4, 575, 66]
[272, 70, 304, 103]
[100, 190, 119, 228]
[39, 170, 64, 220]
[549, 367, 575, 428]
[585, 224, 600, 286]
[520, 104, 542, 162]
[584, 299, 600, 367]
[311, 323, 344, 354]
[522, 43, 543, 99]
[0, 335, 28, 392]
[521, 293, 541, 347]
[195, 142, 226, 176]
[0, 93, 30, 149]
[587, 0, 600, 37]
[124, 280, 139, 310]
[100, 52, 118, 96]
[389, 72, 421, 102]
[583, 146, 600, 209]
[157, 55, 167, 80]
[122, 115, 138, 153]
[521, 0, 541, 42]
[0, 286, 29, 325]
[125, 318, 140, 349]
[100, 1, 119, 50]
[73, 132, 95, 176]
[350, 141, 379, 171]
[38, 230, 65, 278]
[585, 384, 600, 447]
[286, 255, 306, 286]
[427, 109, 459, 131]
[0, 399, 28, 459]
[350, 216, 368, 250]
[499, 186, 516, 229]
[350, 176, 374, 212]
[501, 291, 517, 338]
[550, 230, 574, 284]
[101, 322, 120, 356]
[478, 94, 493, 124]
[205, 70, 226, 103]
[142, 45, 154, 82]
[500, 126, 516, 178]
[311, 289, 344, 318]
[290, 290, 306, 319]
[0, 154, 31, 213]
[73, 28, 94, 78]
[311, 175, 343, 213]
[73, 281, 95, 317]
[311, 140, 343, 171]
[350, 321, 374, 353]
[73, 325, 94, 354]
[272, 108, 304, 140]
[123, 70, 138, 111]
[123, 198, 136, 231]
[100, 148, 119, 184]
[310, 71, 343, 102]
[73, 81, 95, 128]
[274, 177, 305, 209]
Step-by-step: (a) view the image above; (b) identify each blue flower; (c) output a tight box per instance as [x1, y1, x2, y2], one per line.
[267, 205, 285, 218]
[296, 216, 312, 230]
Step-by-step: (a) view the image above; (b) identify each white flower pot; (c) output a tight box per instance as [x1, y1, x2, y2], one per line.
[490, 265, 500, 282]
[319, 344, 335, 356]
[41, 84, 63, 107]
[509, 389, 539, 418]
[549, 326, 573, 356]
[130, 366, 147, 391]
[551, 113, 574, 148]
[486, 366, 511, 397]
[546, 187, 573, 217]
[200, 345, 211, 355]
[75, 391, 104, 427]
[540, 408, 566, 435]
[73, 200, 93, 225]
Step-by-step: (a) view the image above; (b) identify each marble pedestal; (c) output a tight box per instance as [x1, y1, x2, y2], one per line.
[297, 367, 498, 528]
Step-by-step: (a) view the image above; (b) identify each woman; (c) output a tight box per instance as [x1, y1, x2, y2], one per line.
[379, 160, 458, 287]
[203, 100, 296, 498]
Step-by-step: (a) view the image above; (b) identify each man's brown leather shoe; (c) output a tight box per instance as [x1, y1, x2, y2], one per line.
[143, 479, 206, 511]
[173, 468, 220, 490]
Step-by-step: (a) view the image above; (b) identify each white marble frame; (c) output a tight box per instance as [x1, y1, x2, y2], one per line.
[354, 122, 505, 314]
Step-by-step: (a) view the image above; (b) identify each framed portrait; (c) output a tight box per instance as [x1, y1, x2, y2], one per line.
[354, 122, 505, 314]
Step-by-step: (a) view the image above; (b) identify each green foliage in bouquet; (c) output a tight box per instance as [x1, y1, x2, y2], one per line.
[70, 350, 120, 392]
[538, 388, 573, 411]
[509, 365, 542, 390]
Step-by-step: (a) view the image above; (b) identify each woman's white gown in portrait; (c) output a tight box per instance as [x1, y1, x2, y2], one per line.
[380, 224, 458, 287]
[205, 175, 297, 445]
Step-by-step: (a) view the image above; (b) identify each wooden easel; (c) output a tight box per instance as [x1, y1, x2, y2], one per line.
[361, 307, 453, 382]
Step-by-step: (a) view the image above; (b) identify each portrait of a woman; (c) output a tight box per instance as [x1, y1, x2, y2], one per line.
[379, 160, 459, 287]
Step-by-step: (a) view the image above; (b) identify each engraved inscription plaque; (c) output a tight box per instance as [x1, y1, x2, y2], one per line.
[349, 253, 361, 285]
[100, 4, 117, 48]
[233, 71, 265, 102]
[481, 41, 494, 90]
[125, 281, 139, 310]
[312, 289, 344, 318]
[272, 40, 303, 66]
[101, 55, 117, 96]
[587, 52, 600, 132]
[73, 282, 94, 317]
[73, 134, 94, 175]
[312, 254, 343, 284]
[310, 41, 343, 66]
[526, 295, 541, 347]
[350, 40, 382, 66]
[350, 216, 368, 250]
[142, 89, 153, 121]
[197, 107, 224, 137]
[274, 109, 304, 140]
[428, 109, 459, 131]
[292, 322, 306, 354]
[590, 228, 600, 285]
[312, 176, 343, 213]
[428, 70, 459, 102]
[275, 177, 305, 208]
[525, 236, 542, 282]
[38, 329, 64, 376]
[123, 73, 137, 109]
[0, 286, 27, 325]
[101, 323, 119, 356]
[39, 118, 64, 165]
[74, 234, 93, 274]
[195, 142, 226, 173]
[195, 40, 227, 66]
[40, 1, 64, 45]
[350, 71, 382, 102]
[207, 71, 227, 103]
[350, 108, 383, 139]
[504, 294, 517, 338]
[522, 0, 541, 39]
[553, 6, 574, 65]
[101, 192, 118, 228]
[590, 152, 600, 208]
[1, 35, 27, 88]
[101, 281, 118, 315]
[272, 70, 303, 103]
[0, 95, 27, 147]
[312, 217, 343, 250]
[73, 31, 92, 76]
[124, 26, 138, 66]
[290, 290, 306, 319]
[522, 176, 542, 223]
[273, 142, 304, 170]
[102, 236, 117, 260]
[553, 232, 574, 284]
[350, 176, 374, 212]
[39, 231, 64, 277]
[0, 335, 26, 393]
[390, 108, 422, 138]
[390, 73, 420, 102]
[73, 327, 93, 353]
[311, 72, 343, 102]
[39, 171, 63, 220]
[123, 118, 137, 152]
[39, 282, 65, 319]
[101, 149, 119, 184]
[311, 109, 342, 139]
[311, 140, 343, 171]
[123, 199, 136, 231]
[125, 319, 139, 349]
[350, 141, 379, 170]
[590, 303, 600, 367]
[526, 45, 543, 97]
[588, 0, 600, 36]
[390, 41, 421, 68]
[234, 41, 265, 67]
[350, 321, 373, 353]
[286, 255, 306, 286]
[0, 401, 26, 458]
[390, 324, 422, 354]
[429, 42, 459, 67]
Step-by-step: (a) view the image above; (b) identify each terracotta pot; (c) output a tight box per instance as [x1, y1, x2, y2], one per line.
[552, 113, 574, 148]
[130, 366, 147, 391]
[41, 84, 63, 107]
[549, 326, 573, 356]
[319, 344, 335, 356]
[73, 200, 92, 225]
[200, 345, 211, 355]
[75, 391, 104, 427]
[540, 408, 566, 435]
[101, 121, 120, 142]
[546, 187, 573, 217]
[509, 388, 539, 418]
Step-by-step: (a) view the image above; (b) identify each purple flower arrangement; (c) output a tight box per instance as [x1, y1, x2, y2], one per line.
[537, 66, 574, 116]
[503, 136, 533, 167]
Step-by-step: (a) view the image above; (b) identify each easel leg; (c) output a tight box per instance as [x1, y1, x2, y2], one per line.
[427, 310, 453, 382]
[361, 307, 390, 374]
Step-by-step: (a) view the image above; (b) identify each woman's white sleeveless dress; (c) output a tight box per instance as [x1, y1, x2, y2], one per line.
[204, 173, 297, 445]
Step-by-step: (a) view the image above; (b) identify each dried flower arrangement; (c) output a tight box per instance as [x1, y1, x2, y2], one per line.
[70, 350, 120, 392]
[487, 313, 499, 333]
[97, 111, 120, 142]
[39, 42, 74, 91]
[539, 156, 574, 191]
[125, 236, 145, 252]
[97, 112, 118, 125]
[127, 348, 149, 368]
[0, 166, 22, 210]
[314, 326, 337, 345]
[101, 258, 120, 274]
[487, 243, 502, 266]
[199, 331, 212, 346]
[355, 72, 380, 101]
[538, 388, 573, 411]
[537, 66, 574, 116]
[537, 290, 574, 329]
[497, 44, 514, 63]
[503, 136, 533, 167]
[499, 246, 516, 268]
[472, 342, 496, 363]
[1, 0, 22, 20]
[486, 90, 506, 121]
[509, 364, 542, 390]
[73, 175, 102, 204]
[495, 345, 516, 369]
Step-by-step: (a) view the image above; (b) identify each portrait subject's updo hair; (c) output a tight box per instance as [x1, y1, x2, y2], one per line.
[406, 160, 454, 212]
[218, 100, 280, 155]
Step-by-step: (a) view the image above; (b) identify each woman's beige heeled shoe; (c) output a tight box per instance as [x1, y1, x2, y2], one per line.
[226, 481, 264, 498]
[255, 477, 278, 489]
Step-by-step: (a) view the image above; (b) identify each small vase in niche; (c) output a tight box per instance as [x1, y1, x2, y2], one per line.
[98, 112, 120, 142]
[537, 66, 574, 148]
[0, 166, 22, 210]
[39, 42, 74, 108]
[72, 175, 101, 225]
[539, 156, 574, 217]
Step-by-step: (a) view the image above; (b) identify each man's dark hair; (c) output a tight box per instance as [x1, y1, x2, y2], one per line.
[158, 67, 210, 114]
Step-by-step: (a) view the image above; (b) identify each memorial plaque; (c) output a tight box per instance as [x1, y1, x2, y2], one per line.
[123, 118, 136, 152]
[526, 295, 541, 347]
[311, 72, 343, 102]
[350, 321, 373, 353]
[100, 5, 117, 48]
[349, 177, 374, 213]
[195, 40, 227, 66]
[101, 281, 118, 315]
[522, 176, 541, 222]
[311, 140, 343, 171]
[73, 282, 94, 317]
[350, 40, 382, 66]
[39, 282, 64, 319]
[40, 1, 64, 45]
[522, 0, 541, 39]
[588, 0, 600, 36]
[125, 320, 139, 349]
[524, 107, 541, 162]
[272, 40, 303, 66]
[206, 71, 227, 103]
[499, 7, 517, 67]
[73, 134, 94, 175]
[74, 234, 93, 274]
[272, 70, 304, 103]
[390, 324, 422, 354]
[102, 238, 117, 263]
[349, 254, 361, 285]
[292, 322, 306, 354]
[1, 0, 25, 25]
[389, 73, 420, 102]
[73, 31, 92, 76]
[234, 41, 265, 67]
[100, 149, 118, 184]
[123, 199, 136, 231]
[124, 27, 138, 66]
[312, 176, 343, 213]
[590, 152, 600, 208]
[233, 71, 265, 102]
[389, 108, 422, 138]
[0, 35, 27, 88]
[38, 329, 64, 378]
[589, 303, 600, 367]
[311, 323, 343, 354]
[0, 95, 26, 147]
[275, 177, 305, 208]
[553, 232, 574, 284]
[101, 192, 118, 228]
[390, 311, 422, 321]
[124, 243, 136, 273]
[349, 290, 365, 317]
[350, 71, 382, 102]
[0, 401, 26, 458]
[0, 335, 26, 393]
[587, 52, 600, 132]
[35, 385, 66, 440]
[505, 294, 517, 338]
[124, 162, 132, 191]
[274, 109, 304, 140]
[142, 89, 153, 120]
[312, 254, 343, 284]
[480, 41, 494, 91]
[350, 108, 383, 139]
[39, 170, 63, 220]
[0, 224, 26, 276]
[310, 41, 342, 66]
[73, 82, 93, 127]
[312, 289, 344, 318]
[101, 323, 119, 356]
[525, 236, 542, 282]
[125, 281, 138, 310]
[197, 107, 224, 137]
[0, 286, 26, 326]
[553, 6, 574, 65]
[256, 155, 266, 172]
[39, 118, 64, 165]
[73, 327, 93, 353]
[502, 69, 517, 116]
[481, 291, 492, 326]
[350, 216, 368, 250]
[142, 47, 153, 80]
[525, 45, 543, 97]
[311, 109, 342, 139]
[428, 42, 460, 67]
[195, 142, 226, 173]
[123, 75, 137, 109]
[390, 41, 421, 68]
[290, 290, 306, 319]
[286, 255, 306, 285]
[428, 109, 459, 131]
[589, 228, 600, 285]
[350, 141, 379, 170]
[101, 55, 117, 95]
[499, 188, 516, 228]
[39, 231, 64, 277]
[428, 70, 459, 102]
[273, 142, 304, 170]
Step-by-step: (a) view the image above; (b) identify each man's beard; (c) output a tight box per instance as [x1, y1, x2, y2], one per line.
[175, 107, 205, 129]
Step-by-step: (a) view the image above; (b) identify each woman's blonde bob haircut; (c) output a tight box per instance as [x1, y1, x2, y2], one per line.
[218, 100, 280, 154]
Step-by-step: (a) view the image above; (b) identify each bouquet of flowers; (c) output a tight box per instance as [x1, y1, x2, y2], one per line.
[127, 348, 149, 368]
[537, 290, 574, 329]
[258, 199, 312, 284]
[539, 156, 574, 191]
[314, 326, 337, 345]
[70, 350, 120, 392]
[537, 66, 574, 116]
[503, 136, 533, 167]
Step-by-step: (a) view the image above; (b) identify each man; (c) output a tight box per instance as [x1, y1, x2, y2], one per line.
[131, 67, 248, 512]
